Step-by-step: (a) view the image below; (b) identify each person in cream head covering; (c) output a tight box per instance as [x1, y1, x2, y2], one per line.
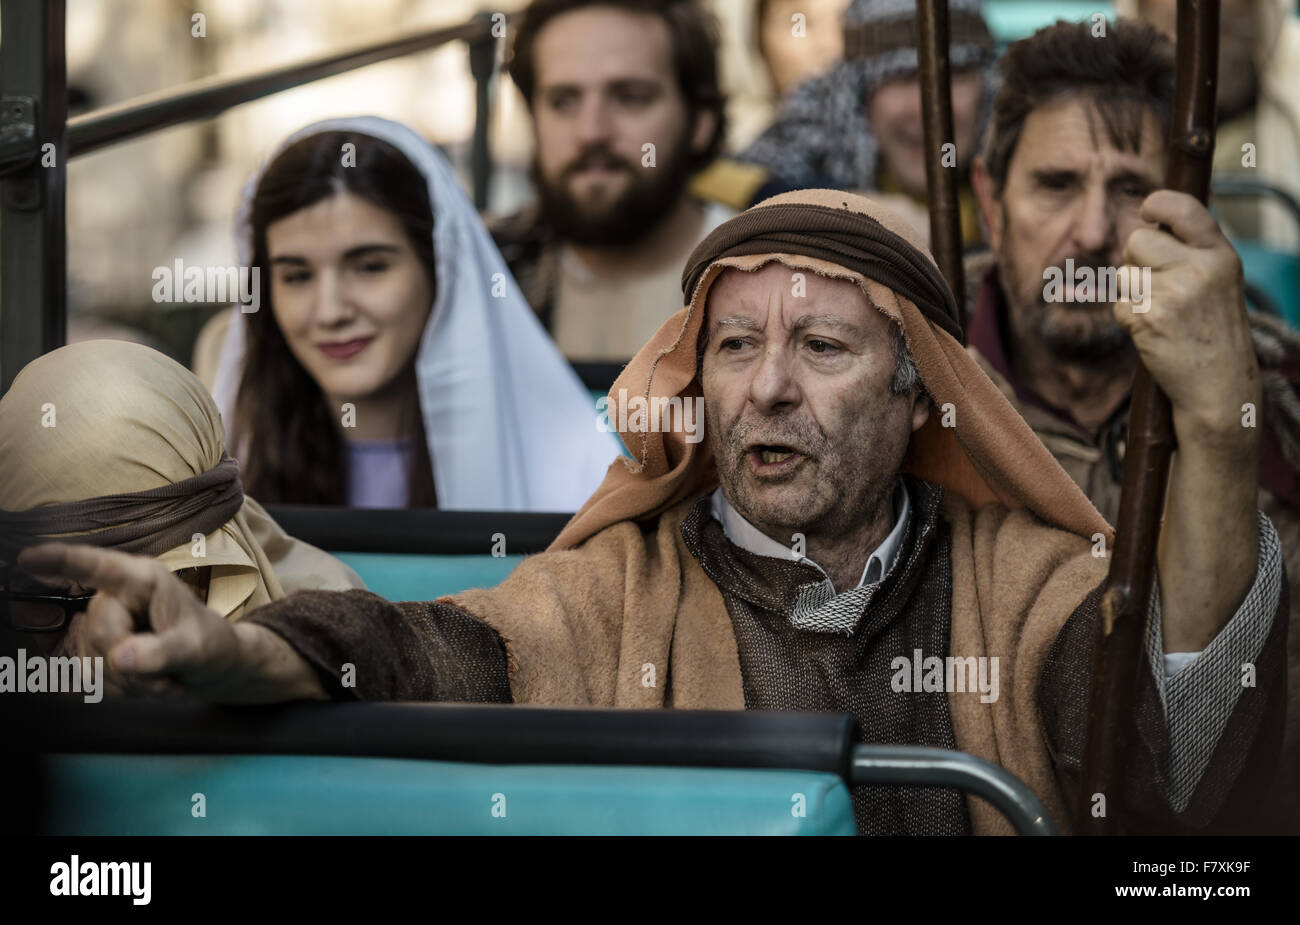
[195, 116, 618, 512]
[0, 340, 363, 650]
[23, 191, 1288, 835]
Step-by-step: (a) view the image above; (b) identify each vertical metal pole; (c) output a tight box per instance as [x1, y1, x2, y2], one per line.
[467, 13, 496, 212]
[1076, 0, 1220, 835]
[916, 0, 966, 331]
[0, 0, 66, 394]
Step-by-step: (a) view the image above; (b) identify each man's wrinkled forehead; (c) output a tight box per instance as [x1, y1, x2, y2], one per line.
[703, 262, 881, 333]
[1007, 94, 1165, 188]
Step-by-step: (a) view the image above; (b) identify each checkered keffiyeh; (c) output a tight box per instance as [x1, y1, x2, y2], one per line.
[740, 0, 997, 190]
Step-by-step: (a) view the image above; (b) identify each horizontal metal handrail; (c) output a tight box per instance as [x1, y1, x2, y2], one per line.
[571, 360, 629, 392]
[1212, 174, 1300, 245]
[263, 505, 573, 555]
[8, 701, 858, 779]
[67, 15, 493, 157]
[851, 744, 1057, 835]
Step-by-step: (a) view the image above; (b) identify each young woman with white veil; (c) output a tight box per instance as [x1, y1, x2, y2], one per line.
[196, 116, 619, 511]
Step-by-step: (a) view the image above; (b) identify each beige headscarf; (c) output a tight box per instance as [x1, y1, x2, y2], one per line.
[0, 340, 363, 618]
[552, 189, 1111, 550]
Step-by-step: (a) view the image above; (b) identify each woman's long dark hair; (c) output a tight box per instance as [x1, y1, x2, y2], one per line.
[233, 131, 438, 506]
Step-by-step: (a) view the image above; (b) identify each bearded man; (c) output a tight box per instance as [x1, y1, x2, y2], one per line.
[967, 18, 1300, 832]
[20, 190, 1286, 836]
[489, 0, 733, 361]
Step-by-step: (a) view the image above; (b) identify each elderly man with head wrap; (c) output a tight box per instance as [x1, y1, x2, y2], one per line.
[0, 341, 363, 680]
[20, 190, 1286, 835]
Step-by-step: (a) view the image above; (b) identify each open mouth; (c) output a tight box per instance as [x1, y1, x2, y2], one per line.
[746, 444, 806, 474]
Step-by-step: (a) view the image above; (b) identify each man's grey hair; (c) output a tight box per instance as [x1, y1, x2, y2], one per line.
[889, 323, 923, 397]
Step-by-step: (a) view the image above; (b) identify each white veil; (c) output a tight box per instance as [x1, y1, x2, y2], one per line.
[210, 116, 619, 512]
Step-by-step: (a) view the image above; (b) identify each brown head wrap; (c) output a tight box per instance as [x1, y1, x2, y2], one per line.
[682, 200, 965, 344]
[0, 455, 244, 560]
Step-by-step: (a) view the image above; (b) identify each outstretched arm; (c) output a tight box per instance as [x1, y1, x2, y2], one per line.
[18, 543, 326, 703]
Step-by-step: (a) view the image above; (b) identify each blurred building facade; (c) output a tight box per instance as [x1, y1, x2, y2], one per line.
[49, 0, 848, 359]
[61, 0, 530, 353]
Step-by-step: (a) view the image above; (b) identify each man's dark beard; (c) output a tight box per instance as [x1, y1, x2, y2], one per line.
[999, 244, 1134, 364]
[533, 137, 694, 248]
[1036, 309, 1131, 363]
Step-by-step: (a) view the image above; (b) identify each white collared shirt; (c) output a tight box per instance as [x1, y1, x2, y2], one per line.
[708, 480, 1208, 680]
[709, 481, 911, 590]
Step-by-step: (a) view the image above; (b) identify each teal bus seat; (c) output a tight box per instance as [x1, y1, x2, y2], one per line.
[41, 754, 856, 836]
[264, 508, 571, 600]
[983, 1, 1115, 45]
[590, 387, 633, 458]
[1214, 176, 1300, 329]
[574, 362, 632, 458]
[335, 552, 524, 601]
[1233, 237, 1300, 328]
[12, 702, 1054, 835]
